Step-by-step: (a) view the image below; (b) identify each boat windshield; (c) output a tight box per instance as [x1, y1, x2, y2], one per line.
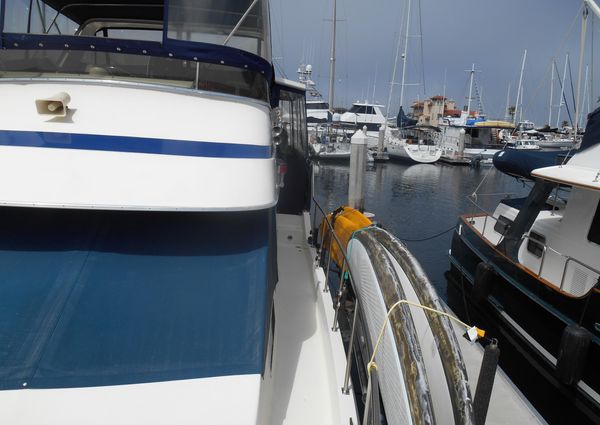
[0, 0, 270, 100]
[0, 49, 269, 100]
[307, 101, 329, 110]
[3, 0, 270, 60]
[349, 105, 376, 114]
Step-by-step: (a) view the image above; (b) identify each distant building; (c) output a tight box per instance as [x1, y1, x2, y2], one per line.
[410, 96, 460, 127]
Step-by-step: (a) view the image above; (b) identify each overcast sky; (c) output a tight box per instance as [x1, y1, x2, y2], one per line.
[271, 0, 596, 127]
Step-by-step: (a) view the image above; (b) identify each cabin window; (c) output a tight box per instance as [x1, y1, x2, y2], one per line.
[349, 105, 375, 114]
[279, 89, 308, 155]
[0, 49, 268, 100]
[527, 231, 546, 258]
[493, 215, 512, 235]
[588, 200, 600, 245]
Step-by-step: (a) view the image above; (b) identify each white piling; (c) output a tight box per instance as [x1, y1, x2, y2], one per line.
[349, 126, 368, 211]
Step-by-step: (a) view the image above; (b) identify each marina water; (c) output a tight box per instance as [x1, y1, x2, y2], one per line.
[314, 161, 530, 299]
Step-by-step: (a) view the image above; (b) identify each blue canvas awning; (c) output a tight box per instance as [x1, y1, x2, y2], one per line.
[0, 207, 274, 389]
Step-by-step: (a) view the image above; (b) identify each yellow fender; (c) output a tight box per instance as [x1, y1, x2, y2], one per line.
[320, 206, 372, 268]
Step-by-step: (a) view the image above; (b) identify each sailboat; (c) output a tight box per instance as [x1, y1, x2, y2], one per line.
[381, 0, 442, 164]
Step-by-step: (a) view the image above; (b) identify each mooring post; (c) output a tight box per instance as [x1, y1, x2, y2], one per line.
[377, 125, 385, 157]
[349, 126, 368, 211]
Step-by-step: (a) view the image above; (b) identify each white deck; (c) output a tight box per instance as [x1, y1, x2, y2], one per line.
[271, 214, 357, 425]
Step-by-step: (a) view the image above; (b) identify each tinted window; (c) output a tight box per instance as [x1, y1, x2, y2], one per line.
[527, 231, 546, 258]
[349, 105, 375, 114]
[589, 200, 600, 245]
[0, 50, 268, 100]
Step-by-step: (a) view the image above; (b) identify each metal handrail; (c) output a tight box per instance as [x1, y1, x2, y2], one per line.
[311, 197, 359, 291]
[311, 197, 362, 396]
[518, 233, 600, 295]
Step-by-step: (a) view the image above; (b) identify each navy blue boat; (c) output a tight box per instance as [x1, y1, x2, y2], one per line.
[447, 108, 600, 424]
[493, 149, 574, 180]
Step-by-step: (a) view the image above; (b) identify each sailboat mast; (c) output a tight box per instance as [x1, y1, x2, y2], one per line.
[384, 28, 404, 128]
[513, 50, 527, 125]
[504, 83, 511, 122]
[549, 60, 554, 126]
[580, 65, 589, 128]
[556, 53, 568, 128]
[398, 0, 412, 113]
[466, 63, 475, 114]
[574, 5, 589, 135]
[328, 0, 337, 112]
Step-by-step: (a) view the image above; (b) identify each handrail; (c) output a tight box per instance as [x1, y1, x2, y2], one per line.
[464, 208, 600, 297]
[311, 197, 358, 290]
[311, 197, 362, 396]
[518, 233, 600, 296]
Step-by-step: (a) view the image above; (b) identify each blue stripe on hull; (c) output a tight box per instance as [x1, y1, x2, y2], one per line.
[0, 130, 271, 159]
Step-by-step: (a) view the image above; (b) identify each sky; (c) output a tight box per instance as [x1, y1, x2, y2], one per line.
[270, 0, 596, 127]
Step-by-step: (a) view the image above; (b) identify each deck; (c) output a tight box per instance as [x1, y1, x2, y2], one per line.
[271, 213, 357, 425]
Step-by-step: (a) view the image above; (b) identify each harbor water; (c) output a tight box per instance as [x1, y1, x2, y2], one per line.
[313, 161, 530, 299]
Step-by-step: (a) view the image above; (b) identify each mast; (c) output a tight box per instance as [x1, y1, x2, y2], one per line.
[504, 83, 511, 122]
[466, 63, 475, 114]
[580, 65, 590, 128]
[398, 0, 412, 116]
[556, 53, 568, 128]
[574, 4, 589, 135]
[328, 0, 337, 112]
[548, 60, 554, 126]
[513, 50, 527, 125]
[384, 28, 404, 129]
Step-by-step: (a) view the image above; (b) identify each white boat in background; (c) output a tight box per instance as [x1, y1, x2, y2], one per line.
[508, 139, 541, 150]
[387, 126, 442, 163]
[537, 137, 578, 149]
[298, 63, 331, 127]
[339, 100, 386, 145]
[440, 117, 513, 164]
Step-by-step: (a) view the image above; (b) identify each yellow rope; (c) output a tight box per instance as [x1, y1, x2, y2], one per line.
[368, 299, 478, 366]
[362, 298, 483, 423]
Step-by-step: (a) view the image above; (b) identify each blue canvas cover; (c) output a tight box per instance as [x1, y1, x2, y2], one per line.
[493, 149, 573, 180]
[0, 207, 274, 389]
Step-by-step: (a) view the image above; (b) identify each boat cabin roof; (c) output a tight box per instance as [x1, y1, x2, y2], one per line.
[532, 165, 600, 191]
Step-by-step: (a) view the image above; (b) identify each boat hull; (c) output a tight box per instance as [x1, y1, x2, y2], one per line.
[387, 143, 441, 164]
[446, 218, 600, 425]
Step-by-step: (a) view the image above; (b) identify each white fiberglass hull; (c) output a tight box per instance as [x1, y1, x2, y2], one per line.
[463, 148, 501, 159]
[0, 81, 276, 211]
[388, 142, 441, 164]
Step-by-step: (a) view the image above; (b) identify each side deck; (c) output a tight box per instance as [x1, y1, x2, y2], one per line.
[271, 213, 357, 425]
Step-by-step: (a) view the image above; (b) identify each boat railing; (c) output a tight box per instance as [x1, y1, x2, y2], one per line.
[310, 197, 362, 394]
[518, 234, 600, 296]
[465, 196, 498, 237]
[462, 198, 600, 297]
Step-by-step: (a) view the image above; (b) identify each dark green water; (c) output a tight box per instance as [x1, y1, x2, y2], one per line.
[313, 161, 531, 298]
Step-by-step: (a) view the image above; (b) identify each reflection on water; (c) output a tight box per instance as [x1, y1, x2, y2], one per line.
[313, 161, 530, 297]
